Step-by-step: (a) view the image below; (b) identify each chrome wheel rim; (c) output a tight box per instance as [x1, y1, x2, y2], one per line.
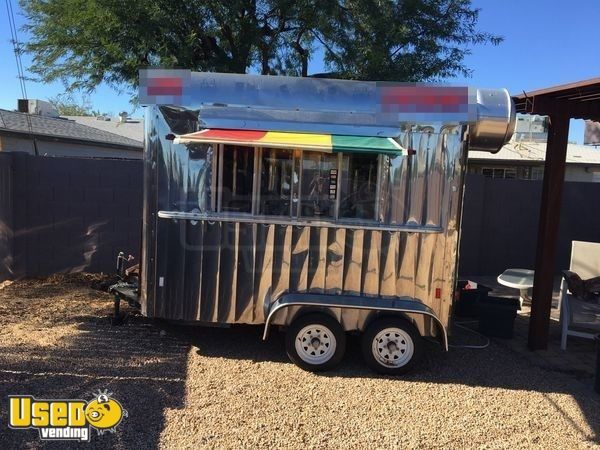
[372, 327, 414, 368]
[295, 324, 337, 365]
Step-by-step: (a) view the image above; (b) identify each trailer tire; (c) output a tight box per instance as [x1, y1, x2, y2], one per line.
[361, 317, 422, 375]
[285, 313, 346, 372]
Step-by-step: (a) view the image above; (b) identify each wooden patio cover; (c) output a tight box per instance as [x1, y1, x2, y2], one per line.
[512, 77, 600, 350]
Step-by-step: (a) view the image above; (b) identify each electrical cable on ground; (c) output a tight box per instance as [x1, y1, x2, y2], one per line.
[448, 320, 490, 349]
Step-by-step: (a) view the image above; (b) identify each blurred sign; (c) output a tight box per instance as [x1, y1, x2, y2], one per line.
[139, 69, 191, 105]
[138, 69, 475, 137]
[584, 120, 600, 145]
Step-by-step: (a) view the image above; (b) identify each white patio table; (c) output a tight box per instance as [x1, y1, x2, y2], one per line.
[497, 268, 535, 306]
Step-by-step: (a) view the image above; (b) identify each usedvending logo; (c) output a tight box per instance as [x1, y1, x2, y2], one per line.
[8, 390, 127, 441]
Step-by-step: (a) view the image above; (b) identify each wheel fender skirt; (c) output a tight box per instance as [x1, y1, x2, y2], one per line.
[263, 293, 448, 351]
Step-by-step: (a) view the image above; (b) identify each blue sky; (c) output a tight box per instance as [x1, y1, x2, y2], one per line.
[1, 0, 598, 142]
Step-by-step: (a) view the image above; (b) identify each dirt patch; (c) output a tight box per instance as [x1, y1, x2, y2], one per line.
[0, 274, 111, 353]
[0, 274, 189, 449]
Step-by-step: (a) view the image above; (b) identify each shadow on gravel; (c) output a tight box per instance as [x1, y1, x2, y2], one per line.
[0, 308, 191, 449]
[2, 278, 598, 447]
[183, 322, 600, 445]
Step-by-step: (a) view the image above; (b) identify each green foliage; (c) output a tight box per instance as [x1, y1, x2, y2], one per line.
[321, 0, 503, 81]
[47, 94, 94, 116]
[21, 0, 501, 91]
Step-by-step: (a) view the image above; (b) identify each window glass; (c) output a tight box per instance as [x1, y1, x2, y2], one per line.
[339, 153, 378, 220]
[220, 145, 254, 213]
[531, 167, 544, 180]
[259, 148, 297, 216]
[300, 152, 337, 218]
[482, 166, 522, 180]
[186, 143, 213, 213]
[379, 154, 408, 224]
[493, 168, 505, 178]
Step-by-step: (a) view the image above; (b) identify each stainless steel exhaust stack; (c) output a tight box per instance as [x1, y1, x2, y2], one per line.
[469, 88, 516, 153]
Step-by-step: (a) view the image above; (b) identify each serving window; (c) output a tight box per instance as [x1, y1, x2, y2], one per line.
[209, 144, 438, 228]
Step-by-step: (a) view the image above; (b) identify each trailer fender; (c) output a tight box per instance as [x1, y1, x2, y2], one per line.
[263, 293, 448, 351]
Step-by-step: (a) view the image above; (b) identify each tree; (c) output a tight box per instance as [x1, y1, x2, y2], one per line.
[320, 0, 503, 81]
[47, 94, 94, 116]
[21, 0, 501, 92]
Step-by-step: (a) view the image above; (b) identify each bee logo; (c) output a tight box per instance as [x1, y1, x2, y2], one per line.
[84, 390, 127, 435]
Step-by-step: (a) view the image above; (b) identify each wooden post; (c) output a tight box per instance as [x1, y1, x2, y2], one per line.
[528, 113, 570, 350]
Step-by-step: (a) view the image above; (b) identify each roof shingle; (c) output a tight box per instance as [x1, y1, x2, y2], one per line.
[0, 109, 142, 148]
[63, 116, 143, 143]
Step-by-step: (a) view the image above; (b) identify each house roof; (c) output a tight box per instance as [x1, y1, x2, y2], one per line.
[0, 109, 143, 149]
[469, 141, 600, 165]
[63, 116, 144, 143]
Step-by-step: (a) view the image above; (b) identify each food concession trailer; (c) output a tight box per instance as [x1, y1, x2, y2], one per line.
[116, 71, 515, 374]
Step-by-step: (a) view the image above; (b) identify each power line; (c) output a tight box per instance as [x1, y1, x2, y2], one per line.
[6, 0, 38, 155]
[6, 0, 26, 98]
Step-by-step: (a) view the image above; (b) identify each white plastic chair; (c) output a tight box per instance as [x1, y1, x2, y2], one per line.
[559, 240, 600, 350]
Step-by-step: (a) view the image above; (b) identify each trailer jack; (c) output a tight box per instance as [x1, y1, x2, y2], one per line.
[109, 252, 141, 325]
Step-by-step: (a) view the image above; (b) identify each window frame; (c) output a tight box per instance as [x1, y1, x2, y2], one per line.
[206, 144, 433, 231]
[215, 143, 260, 215]
[297, 149, 341, 220]
[257, 146, 298, 218]
[481, 166, 523, 180]
[213, 145, 386, 222]
[336, 152, 382, 223]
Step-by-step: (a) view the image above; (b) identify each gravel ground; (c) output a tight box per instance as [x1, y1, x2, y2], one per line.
[0, 274, 599, 449]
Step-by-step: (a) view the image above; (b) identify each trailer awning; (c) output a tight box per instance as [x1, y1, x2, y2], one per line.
[173, 129, 407, 154]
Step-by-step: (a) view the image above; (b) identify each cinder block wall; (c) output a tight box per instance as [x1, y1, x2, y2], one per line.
[1, 153, 142, 280]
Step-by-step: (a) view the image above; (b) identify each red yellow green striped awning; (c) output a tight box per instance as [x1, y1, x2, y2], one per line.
[173, 129, 406, 154]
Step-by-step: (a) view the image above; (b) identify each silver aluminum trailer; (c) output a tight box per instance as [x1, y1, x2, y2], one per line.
[131, 71, 515, 374]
